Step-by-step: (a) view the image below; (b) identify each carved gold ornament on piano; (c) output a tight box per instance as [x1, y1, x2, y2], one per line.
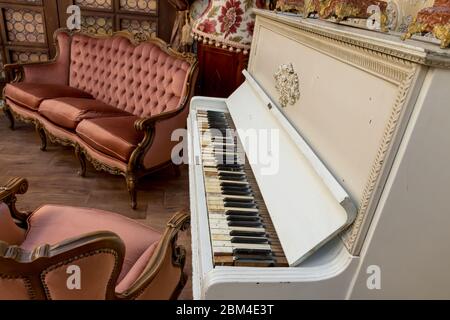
[274, 63, 301, 108]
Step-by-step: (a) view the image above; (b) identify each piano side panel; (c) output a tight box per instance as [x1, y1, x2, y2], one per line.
[350, 68, 450, 299]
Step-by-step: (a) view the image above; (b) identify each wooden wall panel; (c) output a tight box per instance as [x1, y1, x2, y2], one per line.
[60, 0, 165, 39]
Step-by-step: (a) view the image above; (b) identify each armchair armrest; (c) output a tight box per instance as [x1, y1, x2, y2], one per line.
[0, 177, 30, 222]
[116, 209, 190, 300]
[0, 231, 125, 300]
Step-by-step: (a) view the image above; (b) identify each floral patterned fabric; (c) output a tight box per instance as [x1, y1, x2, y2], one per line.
[191, 0, 265, 52]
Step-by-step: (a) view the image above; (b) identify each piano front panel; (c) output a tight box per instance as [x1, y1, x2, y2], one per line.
[249, 11, 424, 254]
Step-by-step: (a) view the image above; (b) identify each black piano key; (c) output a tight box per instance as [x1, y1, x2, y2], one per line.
[220, 182, 249, 188]
[224, 197, 255, 203]
[228, 221, 263, 228]
[226, 215, 261, 222]
[233, 248, 272, 255]
[217, 164, 244, 170]
[230, 230, 267, 237]
[222, 190, 253, 196]
[219, 174, 246, 181]
[224, 201, 256, 208]
[231, 236, 269, 244]
[226, 211, 258, 217]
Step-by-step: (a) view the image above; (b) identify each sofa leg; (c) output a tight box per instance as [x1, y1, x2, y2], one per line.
[126, 175, 137, 210]
[3, 106, 15, 130]
[172, 163, 181, 177]
[36, 125, 47, 151]
[75, 147, 87, 177]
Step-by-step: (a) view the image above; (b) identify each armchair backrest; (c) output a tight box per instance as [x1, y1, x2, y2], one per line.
[67, 31, 197, 118]
[0, 232, 125, 300]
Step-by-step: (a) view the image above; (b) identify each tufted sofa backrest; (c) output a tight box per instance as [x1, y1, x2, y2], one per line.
[69, 33, 192, 118]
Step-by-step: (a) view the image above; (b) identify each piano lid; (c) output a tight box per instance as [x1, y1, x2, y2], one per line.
[226, 71, 357, 266]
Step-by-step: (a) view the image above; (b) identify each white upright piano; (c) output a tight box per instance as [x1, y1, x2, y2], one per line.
[188, 9, 450, 299]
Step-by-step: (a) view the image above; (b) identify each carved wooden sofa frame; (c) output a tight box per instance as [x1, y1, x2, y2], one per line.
[2, 29, 198, 209]
[0, 177, 190, 300]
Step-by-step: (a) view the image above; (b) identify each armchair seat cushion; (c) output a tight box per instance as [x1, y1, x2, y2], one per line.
[39, 98, 131, 130]
[4, 83, 92, 111]
[76, 116, 144, 162]
[20, 205, 162, 282]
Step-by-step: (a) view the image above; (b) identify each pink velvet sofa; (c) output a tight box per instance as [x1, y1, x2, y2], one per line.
[2, 29, 198, 209]
[0, 177, 190, 300]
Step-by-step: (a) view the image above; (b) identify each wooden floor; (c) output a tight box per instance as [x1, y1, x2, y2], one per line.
[0, 112, 193, 300]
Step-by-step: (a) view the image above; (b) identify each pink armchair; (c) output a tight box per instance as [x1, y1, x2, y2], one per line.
[0, 177, 189, 300]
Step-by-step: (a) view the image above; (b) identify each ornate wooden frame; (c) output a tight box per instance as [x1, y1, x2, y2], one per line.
[0, 177, 190, 300]
[2, 28, 198, 209]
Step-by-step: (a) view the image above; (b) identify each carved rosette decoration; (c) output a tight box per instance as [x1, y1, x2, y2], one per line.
[274, 63, 301, 108]
[191, 0, 266, 54]
[403, 0, 450, 48]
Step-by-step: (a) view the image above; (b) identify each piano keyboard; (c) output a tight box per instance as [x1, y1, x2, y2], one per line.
[198, 110, 288, 267]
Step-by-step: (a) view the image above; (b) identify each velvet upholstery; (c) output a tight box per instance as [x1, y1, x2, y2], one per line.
[0, 278, 31, 300]
[4, 83, 92, 111]
[43, 253, 118, 300]
[22, 31, 72, 85]
[39, 97, 130, 130]
[70, 34, 191, 118]
[21, 205, 162, 283]
[76, 116, 144, 162]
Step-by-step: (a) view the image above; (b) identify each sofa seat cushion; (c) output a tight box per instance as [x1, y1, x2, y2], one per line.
[76, 116, 144, 162]
[39, 98, 130, 130]
[21, 205, 162, 283]
[4, 83, 92, 111]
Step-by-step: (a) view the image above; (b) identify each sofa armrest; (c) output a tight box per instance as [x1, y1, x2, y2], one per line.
[134, 97, 188, 131]
[129, 98, 189, 172]
[0, 231, 125, 300]
[116, 209, 190, 300]
[0, 177, 30, 222]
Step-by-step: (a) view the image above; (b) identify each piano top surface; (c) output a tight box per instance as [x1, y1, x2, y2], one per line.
[253, 9, 450, 69]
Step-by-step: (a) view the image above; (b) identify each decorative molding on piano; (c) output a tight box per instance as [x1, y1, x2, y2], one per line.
[274, 63, 301, 108]
[258, 14, 417, 85]
[254, 9, 450, 70]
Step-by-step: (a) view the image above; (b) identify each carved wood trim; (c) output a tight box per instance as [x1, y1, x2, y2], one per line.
[0, 177, 30, 221]
[0, 231, 125, 300]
